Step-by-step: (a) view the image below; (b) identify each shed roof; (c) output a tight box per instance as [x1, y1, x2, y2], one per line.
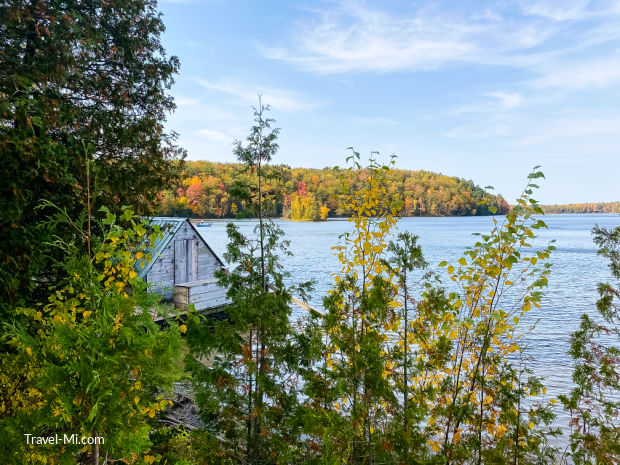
[137, 217, 224, 278]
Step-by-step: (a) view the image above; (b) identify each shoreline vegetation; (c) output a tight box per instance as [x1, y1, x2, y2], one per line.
[159, 161, 619, 221]
[541, 202, 620, 214]
[159, 161, 511, 220]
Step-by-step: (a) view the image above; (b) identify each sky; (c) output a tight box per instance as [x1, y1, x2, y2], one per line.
[158, 0, 620, 204]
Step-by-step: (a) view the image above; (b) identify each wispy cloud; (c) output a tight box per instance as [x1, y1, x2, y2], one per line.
[260, 2, 560, 74]
[530, 54, 620, 89]
[194, 78, 324, 112]
[518, 0, 591, 21]
[514, 114, 620, 146]
[194, 128, 233, 143]
[449, 91, 524, 115]
[486, 91, 523, 109]
[261, 0, 620, 94]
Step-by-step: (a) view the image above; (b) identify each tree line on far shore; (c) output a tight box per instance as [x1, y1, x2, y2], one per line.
[541, 202, 620, 214]
[158, 161, 511, 220]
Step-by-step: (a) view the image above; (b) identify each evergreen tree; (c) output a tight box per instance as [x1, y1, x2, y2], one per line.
[233, 96, 279, 292]
[384, 232, 428, 461]
[561, 225, 620, 464]
[186, 222, 312, 464]
[0, 0, 184, 313]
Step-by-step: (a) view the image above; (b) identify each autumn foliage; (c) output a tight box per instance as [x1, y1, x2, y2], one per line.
[159, 161, 510, 221]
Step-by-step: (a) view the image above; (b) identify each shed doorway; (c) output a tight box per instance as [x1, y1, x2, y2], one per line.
[174, 239, 198, 284]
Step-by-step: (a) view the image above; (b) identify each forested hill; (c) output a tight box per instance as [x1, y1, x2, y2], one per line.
[158, 161, 510, 220]
[541, 202, 620, 214]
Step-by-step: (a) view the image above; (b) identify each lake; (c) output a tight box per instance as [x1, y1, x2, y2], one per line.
[198, 213, 620, 429]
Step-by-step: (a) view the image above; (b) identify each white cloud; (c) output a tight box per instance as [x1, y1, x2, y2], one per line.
[531, 55, 620, 89]
[194, 78, 323, 112]
[260, 1, 559, 74]
[486, 91, 523, 109]
[261, 0, 620, 95]
[519, 0, 591, 21]
[515, 114, 620, 145]
[194, 129, 233, 143]
[449, 91, 524, 115]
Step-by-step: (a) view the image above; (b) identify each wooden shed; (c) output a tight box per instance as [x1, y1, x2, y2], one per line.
[138, 217, 228, 312]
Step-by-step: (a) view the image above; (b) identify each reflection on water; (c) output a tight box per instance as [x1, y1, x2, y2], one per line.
[199, 214, 619, 431]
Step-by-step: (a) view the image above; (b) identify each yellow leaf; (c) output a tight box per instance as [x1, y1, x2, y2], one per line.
[148, 409, 155, 418]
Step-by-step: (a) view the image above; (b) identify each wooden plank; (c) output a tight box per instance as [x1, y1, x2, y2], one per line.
[172, 283, 189, 306]
[291, 295, 324, 317]
[189, 285, 225, 299]
[174, 240, 187, 284]
[191, 286, 225, 295]
[192, 296, 228, 311]
[190, 294, 226, 304]
[174, 278, 219, 287]
[189, 240, 198, 282]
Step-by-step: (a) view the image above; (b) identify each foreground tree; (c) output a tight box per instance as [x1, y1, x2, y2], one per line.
[0, 207, 184, 464]
[186, 222, 312, 464]
[432, 169, 559, 464]
[301, 150, 403, 464]
[0, 0, 184, 313]
[233, 96, 280, 291]
[561, 225, 620, 464]
[187, 100, 312, 464]
[384, 232, 428, 461]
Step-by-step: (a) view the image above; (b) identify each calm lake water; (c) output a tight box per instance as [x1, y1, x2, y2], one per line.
[198, 214, 620, 429]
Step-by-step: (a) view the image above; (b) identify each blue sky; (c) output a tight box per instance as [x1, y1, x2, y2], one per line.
[158, 0, 620, 204]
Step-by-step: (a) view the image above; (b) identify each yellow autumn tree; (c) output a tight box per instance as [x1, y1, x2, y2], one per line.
[0, 206, 183, 464]
[426, 168, 560, 463]
[301, 149, 403, 464]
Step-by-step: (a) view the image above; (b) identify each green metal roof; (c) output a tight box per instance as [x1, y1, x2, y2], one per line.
[137, 217, 186, 278]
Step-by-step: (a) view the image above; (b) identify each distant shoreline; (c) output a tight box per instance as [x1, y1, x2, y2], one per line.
[540, 202, 619, 215]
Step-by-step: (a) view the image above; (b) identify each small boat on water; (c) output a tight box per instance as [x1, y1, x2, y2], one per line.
[197, 220, 213, 227]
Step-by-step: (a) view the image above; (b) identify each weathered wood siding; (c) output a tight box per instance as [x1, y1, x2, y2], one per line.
[173, 279, 229, 313]
[145, 221, 222, 299]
